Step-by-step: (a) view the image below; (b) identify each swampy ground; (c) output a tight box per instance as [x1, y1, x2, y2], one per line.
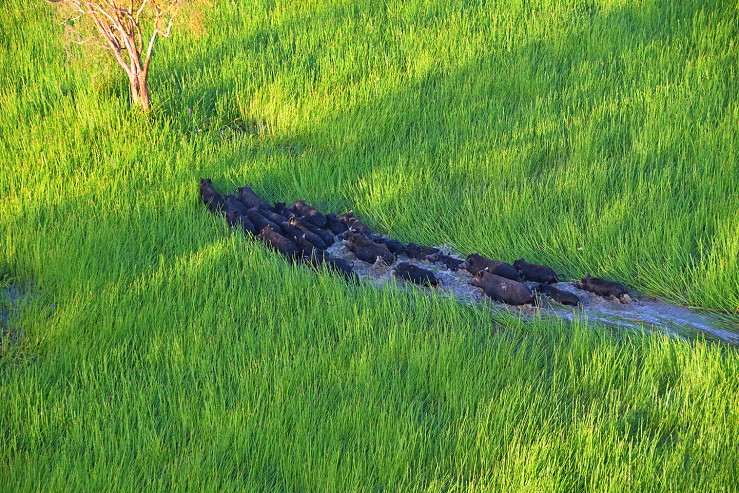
[1, 1, 738, 491]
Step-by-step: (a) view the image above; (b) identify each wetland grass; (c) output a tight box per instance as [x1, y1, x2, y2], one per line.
[1, 0, 737, 490]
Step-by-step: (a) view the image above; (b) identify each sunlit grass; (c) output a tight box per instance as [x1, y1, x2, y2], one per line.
[1, 0, 738, 491]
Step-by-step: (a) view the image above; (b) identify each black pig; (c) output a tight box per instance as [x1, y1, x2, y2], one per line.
[246, 208, 281, 233]
[200, 178, 224, 212]
[238, 185, 273, 211]
[393, 262, 439, 287]
[257, 226, 301, 261]
[576, 274, 630, 301]
[346, 234, 395, 264]
[225, 210, 257, 235]
[471, 271, 534, 305]
[326, 214, 349, 235]
[403, 243, 440, 260]
[291, 217, 334, 247]
[461, 254, 518, 280]
[291, 200, 328, 228]
[429, 253, 465, 271]
[514, 258, 558, 283]
[286, 217, 327, 250]
[369, 235, 404, 254]
[223, 195, 251, 218]
[535, 284, 581, 306]
[305, 254, 356, 281]
[258, 205, 289, 226]
[294, 235, 325, 259]
[339, 211, 372, 235]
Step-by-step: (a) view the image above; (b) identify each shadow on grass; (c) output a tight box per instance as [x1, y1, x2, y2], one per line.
[172, 0, 734, 292]
[6, 0, 736, 359]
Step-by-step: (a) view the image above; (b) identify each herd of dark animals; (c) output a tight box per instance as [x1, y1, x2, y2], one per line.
[200, 178, 633, 308]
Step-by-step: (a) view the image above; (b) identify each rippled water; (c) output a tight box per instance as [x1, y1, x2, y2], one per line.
[540, 282, 739, 344]
[327, 241, 739, 345]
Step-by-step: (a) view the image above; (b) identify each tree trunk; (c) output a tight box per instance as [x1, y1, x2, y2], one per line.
[129, 69, 151, 111]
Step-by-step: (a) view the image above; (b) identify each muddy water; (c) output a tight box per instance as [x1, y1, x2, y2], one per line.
[542, 283, 739, 345]
[1, 284, 28, 346]
[326, 241, 739, 345]
[1, 285, 22, 332]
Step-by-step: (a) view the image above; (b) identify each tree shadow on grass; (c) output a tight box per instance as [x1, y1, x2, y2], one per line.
[197, 0, 734, 286]
[2, 2, 737, 490]
[8, 0, 735, 340]
[7, 0, 736, 345]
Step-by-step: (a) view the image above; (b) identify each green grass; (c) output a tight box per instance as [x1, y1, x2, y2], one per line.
[1, 0, 738, 491]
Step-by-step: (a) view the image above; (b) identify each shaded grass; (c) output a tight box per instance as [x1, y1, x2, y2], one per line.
[1, 0, 738, 491]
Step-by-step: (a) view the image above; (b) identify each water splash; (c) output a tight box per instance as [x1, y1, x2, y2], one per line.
[327, 241, 739, 345]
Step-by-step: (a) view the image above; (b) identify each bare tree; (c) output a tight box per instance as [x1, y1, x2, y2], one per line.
[47, 0, 182, 111]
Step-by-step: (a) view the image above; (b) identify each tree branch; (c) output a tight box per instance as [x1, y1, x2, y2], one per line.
[135, 0, 148, 23]
[88, 10, 132, 77]
[47, 0, 183, 110]
[143, 3, 178, 74]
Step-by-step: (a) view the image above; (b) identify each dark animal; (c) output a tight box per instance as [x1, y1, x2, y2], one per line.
[294, 235, 325, 259]
[514, 258, 558, 283]
[535, 284, 581, 307]
[338, 211, 356, 225]
[370, 235, 404, 254]
[393, 262, 439, 287]
[346, 234, 395, 264]
[258, 205, 288, 227]
[349, 221, 372, 235]
[291, 200, 328, 228]
[278, 221, 305, 242]
[200, 178, 224, 212]
[471, 270, 535, 306]
[238, 185, 273, 211]
[339, 211, 372, 235]
[461, 254, 518, 280]
[429, 253, 465, 271]
[293, 217, 334, 247]
[403, 243, 440, 260]
[246, 208, 281, 233]
[577, 274, 629, 300]
[305, 254, 356, 281]
[223, 195, 251, 218]
[257, 226, 301, 261]
[326, 214, 349, 235]
[225, 210, 257, 235]
[286, 217, 327, 250]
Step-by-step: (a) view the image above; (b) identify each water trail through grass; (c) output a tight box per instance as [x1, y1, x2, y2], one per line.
[326, 240, 739, 345]
[545, 283, 739, 345]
